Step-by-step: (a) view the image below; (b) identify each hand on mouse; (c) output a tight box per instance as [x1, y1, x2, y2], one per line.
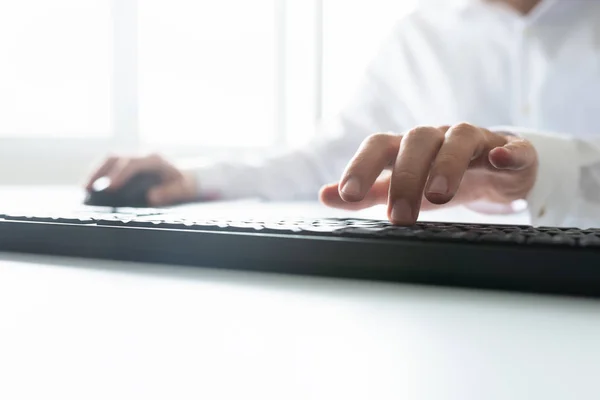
[319, 123, 538, 225]
[86, 153, 198, 207]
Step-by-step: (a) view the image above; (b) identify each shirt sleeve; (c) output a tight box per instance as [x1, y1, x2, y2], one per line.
[193, 29, 416, 202]
[490, 126, 600, 228]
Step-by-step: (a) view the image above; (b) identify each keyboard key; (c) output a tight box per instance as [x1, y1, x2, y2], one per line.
[580, 234, 600, 248]
[527, 233, 554, 245]
[2, 209, 600, 251]
[550, 235, 577, 246]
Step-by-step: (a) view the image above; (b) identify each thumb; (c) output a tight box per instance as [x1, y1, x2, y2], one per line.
[488, 139, 537, 171]
[148, 181, 188, 207]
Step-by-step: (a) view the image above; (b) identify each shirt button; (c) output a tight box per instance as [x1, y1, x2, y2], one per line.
[521, 104, 531, 115]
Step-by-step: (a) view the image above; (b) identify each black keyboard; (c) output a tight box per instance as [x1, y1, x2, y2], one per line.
[1, 209, 600, 298]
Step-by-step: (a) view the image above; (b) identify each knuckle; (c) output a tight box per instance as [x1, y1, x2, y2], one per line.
[363, 132, 394, 148]
[115, 160, 134, 175]
[515, 138, 532, 149]
[392, 170, 421, 186]
[404, 126, 443, 144]
[103, 154, 123, 166]
[117, 157, 131, 166]
[449, 122, 480, 141]
[434, 153, 463, 168]
[146, 152, 163, 163]
[360, 132, 398, 160]
[453, 122, 476, 131]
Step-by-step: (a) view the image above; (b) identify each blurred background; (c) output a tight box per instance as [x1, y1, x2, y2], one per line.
[0, 0, 417, 185]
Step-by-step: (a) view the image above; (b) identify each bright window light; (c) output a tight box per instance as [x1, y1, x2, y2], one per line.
[139, 0, 277, 147]
[0, 1, 112, 137]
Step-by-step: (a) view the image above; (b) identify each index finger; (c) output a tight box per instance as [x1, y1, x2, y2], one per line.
[388, 126, 446, 225]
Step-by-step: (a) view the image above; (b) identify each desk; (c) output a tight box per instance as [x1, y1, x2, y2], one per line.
[0, 187, 594, 400]
[1, 253, 599, 400]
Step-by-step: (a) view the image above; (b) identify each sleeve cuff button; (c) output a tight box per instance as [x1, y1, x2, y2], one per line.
[538, 207, 547, 218]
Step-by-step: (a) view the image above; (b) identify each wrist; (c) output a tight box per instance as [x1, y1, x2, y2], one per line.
[184, 168, 223, 202]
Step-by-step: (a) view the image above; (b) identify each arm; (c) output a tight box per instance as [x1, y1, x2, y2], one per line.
[195, 80, 412, 201]
[84, 37, 417, 208]
[85, 23, 419, 207]
[194, 31, 416, 202]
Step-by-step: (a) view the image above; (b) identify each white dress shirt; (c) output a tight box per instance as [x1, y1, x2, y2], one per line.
[196, 0, 600, 228]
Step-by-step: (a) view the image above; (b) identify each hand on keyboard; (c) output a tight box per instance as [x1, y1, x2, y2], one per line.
[319, 123, 538, 226]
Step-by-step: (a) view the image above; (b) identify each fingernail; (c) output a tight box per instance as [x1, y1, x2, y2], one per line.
[428, 176, 448, 195]
[341, 177, 361, 197]
[391, 199, 413, 223]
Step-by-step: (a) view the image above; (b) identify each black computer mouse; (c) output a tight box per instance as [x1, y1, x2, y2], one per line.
[84, 172, 162, 208]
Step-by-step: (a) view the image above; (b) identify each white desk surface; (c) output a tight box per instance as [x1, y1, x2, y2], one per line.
[0, 187, 596, 400]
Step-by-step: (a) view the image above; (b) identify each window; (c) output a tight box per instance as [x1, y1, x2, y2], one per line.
[139, 1, 277, 148]
[0, 0, 415, 184]
[0, 1, 112, 137]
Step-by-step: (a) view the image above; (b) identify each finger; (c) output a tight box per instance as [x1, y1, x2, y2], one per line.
[425, 124, 508, 205]
[338, 133, 401, 202]
[322, 182, 459, 212]
[108, 154, 164, 189]
[321, 178, 390, 211]
[388, 126, 445, 225]
[489, 138, 537, 171]
[85, 156, 119, 190]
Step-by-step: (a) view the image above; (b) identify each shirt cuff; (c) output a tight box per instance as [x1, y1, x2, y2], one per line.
[490, 126, 579, 227]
